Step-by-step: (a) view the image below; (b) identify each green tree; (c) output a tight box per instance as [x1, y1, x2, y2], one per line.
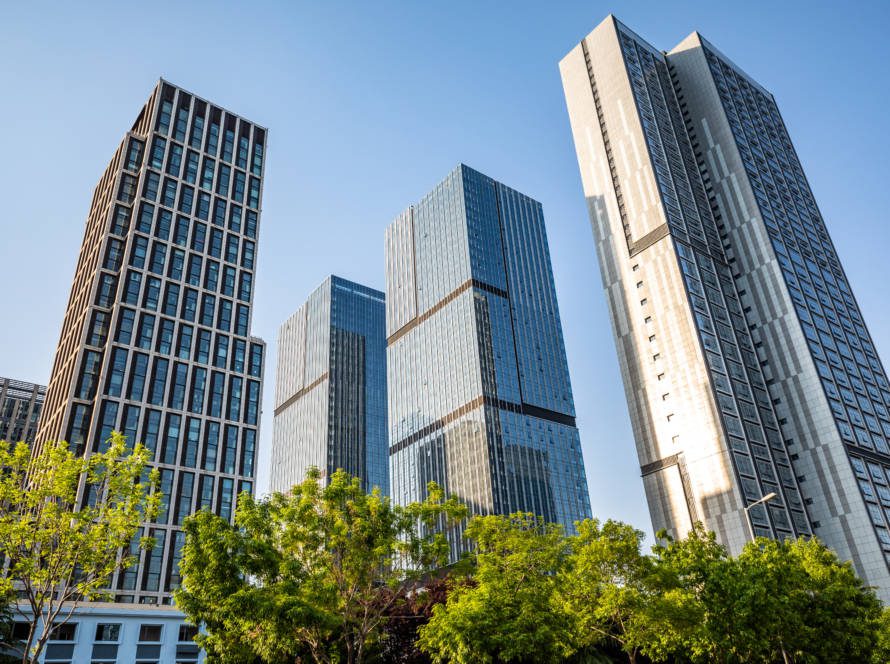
[417, 513, 572, 664]
[175, 467, 467, 664]
[649, 526, 883, 663]
[0, 432, 159, 664]
[872, 606, 890, 664]
[558, 519, 685, 664]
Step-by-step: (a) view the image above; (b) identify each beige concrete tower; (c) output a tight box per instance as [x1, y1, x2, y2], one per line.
[561, 15, 890, 601]
[560, 16, 811, 556]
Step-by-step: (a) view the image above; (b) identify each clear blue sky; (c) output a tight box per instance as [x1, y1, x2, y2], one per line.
[2, 0, 888, 537]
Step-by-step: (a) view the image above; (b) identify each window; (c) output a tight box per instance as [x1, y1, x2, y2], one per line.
[118, 173, 138, 203]
[117, 308, 136, 343]
[126, 138, 144, 171]
[95, 273, 118, 308]
[229, 204, 242, 232]
[214, 198, 226, 227]
[136, 314, 155, 349]
[181, 288, 198, 322]
[187, 254, 203, 286]
[225, 234, 239, 263]
[238, 273, 252, 302]
[201, 294, 217, 327]
[190, 368, 207, 415]
[219, 477, 235, 521]
[245, 210, 257, 238]
[176, 472, 195, 525]
[88, 310, 110, 346]
[217, 299, 232, 332]
[204, 260, 219, 292]
[166, 142, 182, 176]
[241, 428, 256, 475]
[168, 248, 185, 280]
[130, 236, 148, 268]
[163, 283, 180, 317]
[148, 358, 169, 406]
[203, 422, 219, 471]
[106, 348, 128, 397]
[156, 319, 174, 354]
[49, 623, 77, 641]
[179, 183, 193, 216]
[177, 324, 193, 360]
[155, 209, 172, 240]
[149, 242, 167, 274]
[248, 176, 260, 208]
[185, 150, 199, 183]
[241, 240, 255, 269]
[228, 377, 242, 422]
[196, 329, 212, 364]
[137, 202, 154, 233]
[235, 304, 249, 336]
[191, 222, 207, 252]
[251, 140, 264, 176]
[179, 625, 199, 643]
[213, 334, 228, 368]
[217, 163, 231, 197]
[197, 191, 211, 220]
[142, 276, 161, 311]
[209, 372, 225, 418]
[182, 419, 201, 467]
[142, 171, 160, 201]
[231, 339, 246, 372]
[222, 266, 236, 296]
[249, 343, 263, 378]
[174, 216, 190, 246]
[110, 204, 131, 236]
[95, 623, 121, 642]
[103, 238, 125, 271]
[77, 350, 103, 400]
[201, 157, 215, 190]
[199, 474, 215, 509]
[128, 353, 149, 401]
[169, 362, 188, 410]
[245, 381, 259, 426]
[162, 415, 181, 466]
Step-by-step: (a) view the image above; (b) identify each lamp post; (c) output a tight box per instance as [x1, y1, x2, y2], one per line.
[743, 491, 777, 541]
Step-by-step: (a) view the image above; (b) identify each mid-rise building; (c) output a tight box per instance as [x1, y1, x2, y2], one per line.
[31, 78, 267, 658]
[386, 164, 591, 557]
[271, 275, 387, 493]
[561, 15, 890, 599]
[0, 376, 46, 444]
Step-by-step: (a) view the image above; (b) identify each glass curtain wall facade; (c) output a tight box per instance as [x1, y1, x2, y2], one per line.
[0, 377, 46, 444]
[35, 79, 266, 606]
[386, 164, 591, 559]
[562, 15, 890, 599]
[560, 16, 811, 556]
[271, 275, 387, 494]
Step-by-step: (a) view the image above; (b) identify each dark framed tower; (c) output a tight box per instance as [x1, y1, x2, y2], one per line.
[36, 79, 267, 609]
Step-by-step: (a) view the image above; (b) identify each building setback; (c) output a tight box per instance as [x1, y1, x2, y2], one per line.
[386, 164, 591, 558]
[32, 79, 267, 658]
[271, 275, 387, 494]
[561, 15, 890, 600]
[0, 377, 46, 444]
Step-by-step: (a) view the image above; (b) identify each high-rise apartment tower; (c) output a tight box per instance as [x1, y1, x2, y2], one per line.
[561, 15, 890, 599]
[271, 275, 387, 494]
[386, 164, 591, 557]
[33, 79, 267, 657]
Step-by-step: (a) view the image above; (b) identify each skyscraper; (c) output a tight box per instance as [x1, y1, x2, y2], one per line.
[271, 275, 387, 494]
[0, 376, 46, 444]
[561, 15, 890, 599]
[32, 79, 267, 656]
[386, 164, 591, 557]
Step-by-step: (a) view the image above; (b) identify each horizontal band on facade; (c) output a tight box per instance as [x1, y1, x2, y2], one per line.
[389, 395, 576, 456]
[640, 453, 681, 476]
[844, 442, 890, 467]
[386, 278, 509, 346]
[273, 372, 329, 416]
[629, 223, 670, 257]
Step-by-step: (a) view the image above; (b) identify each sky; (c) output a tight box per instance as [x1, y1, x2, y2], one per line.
[1, 0, 889, 539]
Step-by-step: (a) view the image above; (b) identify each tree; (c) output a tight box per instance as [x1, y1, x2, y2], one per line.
[558, 519, 683, 664]
[648, 525, 883, 663]
[175, 468, 467, 664]
[376, 574, 452, 664]
[417, 513, 572, 664]
[0, 432, 159, 664]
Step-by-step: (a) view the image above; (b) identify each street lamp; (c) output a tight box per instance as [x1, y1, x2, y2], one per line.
[743, 491, 777, 541]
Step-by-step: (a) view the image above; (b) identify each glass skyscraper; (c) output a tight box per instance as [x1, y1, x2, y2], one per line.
[271, 275, 387, 494]
[561, 15, 890, 599]
[32, 79, 266, 659]
[386, 164, 591, 558]
[0, 376, 46, 445]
